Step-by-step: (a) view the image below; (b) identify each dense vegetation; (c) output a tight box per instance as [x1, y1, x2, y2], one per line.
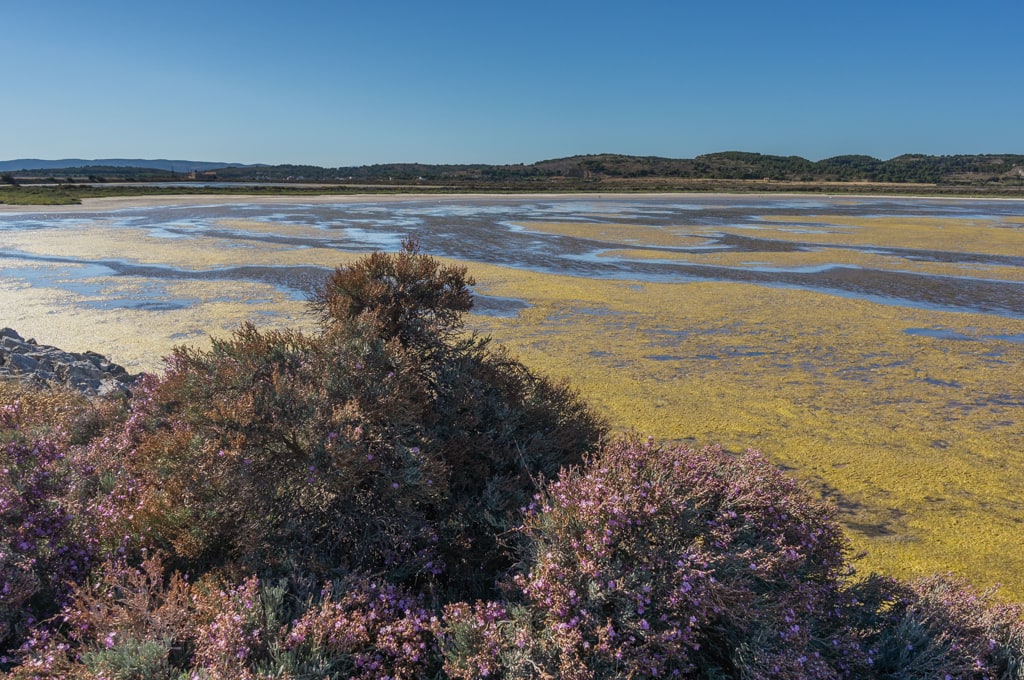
[2, 152, 1023, 205]
[2, 242, 1023, 678]
[6, 152, 1024, 184]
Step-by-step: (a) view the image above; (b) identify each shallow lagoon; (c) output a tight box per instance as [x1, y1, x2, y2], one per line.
[2, 194, 1023, 596]
[3, 195, 1023, 316]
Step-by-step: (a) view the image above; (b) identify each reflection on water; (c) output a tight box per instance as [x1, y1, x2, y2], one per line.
[2, 195, 1023, 318]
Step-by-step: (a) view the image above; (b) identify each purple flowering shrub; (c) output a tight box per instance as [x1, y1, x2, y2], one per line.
[0, 380, 125, 446]
[442, 600, 532, 678]
[9, 554, 443, 678]
[0, 381, 134, 663]
[440, 438, 1024, 679]
[8, 556, 191, 678]
[190, 575, 283, 680]
[442, 437, 867, 678]
[0, 546, 37, 646]
[0, 436, 97, 657]
[283, 577, 441, 678]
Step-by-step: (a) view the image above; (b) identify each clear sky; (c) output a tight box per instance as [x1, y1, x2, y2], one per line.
[2, 0, 1022, 166]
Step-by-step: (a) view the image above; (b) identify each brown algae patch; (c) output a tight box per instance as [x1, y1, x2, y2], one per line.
[466, 263, 1024, 599]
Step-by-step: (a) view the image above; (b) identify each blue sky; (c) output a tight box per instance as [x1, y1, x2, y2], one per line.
[2, 1, 1022, 166]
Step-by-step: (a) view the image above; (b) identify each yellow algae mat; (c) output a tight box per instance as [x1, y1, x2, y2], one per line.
[466, 264, 1024, 599]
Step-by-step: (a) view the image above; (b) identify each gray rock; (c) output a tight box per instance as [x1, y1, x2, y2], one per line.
[74, 378, 102, 393]
[6, 353, 40, 372]
[27, 352, 56, 371]
[96, 379, 123, 397]
[87, 351, 110, 367]
[0, 328, 140, 396]
[66, 361, 105, 382]
[2, 337, 28, 352]
[34, 370, 56, 384]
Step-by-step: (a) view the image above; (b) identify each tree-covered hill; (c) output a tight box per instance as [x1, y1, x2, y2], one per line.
[6, 152, 1024, 186]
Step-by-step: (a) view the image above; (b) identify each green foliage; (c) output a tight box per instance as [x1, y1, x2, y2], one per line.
[80, 637, 177, 680]
[5, 153, 1024, 206]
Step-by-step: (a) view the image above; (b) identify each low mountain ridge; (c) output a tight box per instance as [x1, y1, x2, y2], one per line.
[4, 152, 1023, 185]
[0, 158, 252, 172]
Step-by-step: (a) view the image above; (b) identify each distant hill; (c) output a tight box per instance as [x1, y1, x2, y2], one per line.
[519, 152, 1024, 184]
[273, 152, 1024, 184]
[3, 153, 1023, 186]
[0, 158, 252, 172]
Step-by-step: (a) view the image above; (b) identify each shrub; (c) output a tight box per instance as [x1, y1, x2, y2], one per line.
[10, 556, 192, 678]
[0, 437, 97, 657]
[0, 379, 119, 444]
[1, 381, 128, 661]
[10, 555, 442, 679]
[6, 242, 1024, 678]
[282, 577, 442, 679]
[310, 236, 474, 348]
[85, 241, 604, 599]
[854, 573, 1024, 679]
[443, 437, 868, 679]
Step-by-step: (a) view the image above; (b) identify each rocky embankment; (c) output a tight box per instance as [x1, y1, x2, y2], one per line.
[0, 328, 138, 396]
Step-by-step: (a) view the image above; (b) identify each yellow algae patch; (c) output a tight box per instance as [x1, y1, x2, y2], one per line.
[597, 247, 1024, 282]
[465, 264, 1024, 599]
[756, 215, 1024, 255]
[513, 221, 716, 247]
[0, 223, 360, 269]
[0, 270, 313, 373]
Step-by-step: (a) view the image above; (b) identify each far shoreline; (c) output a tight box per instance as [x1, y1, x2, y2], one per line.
[2, 190, 1024, 214]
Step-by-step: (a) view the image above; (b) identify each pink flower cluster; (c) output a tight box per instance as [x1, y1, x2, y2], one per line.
[286, 578, 440, 679]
